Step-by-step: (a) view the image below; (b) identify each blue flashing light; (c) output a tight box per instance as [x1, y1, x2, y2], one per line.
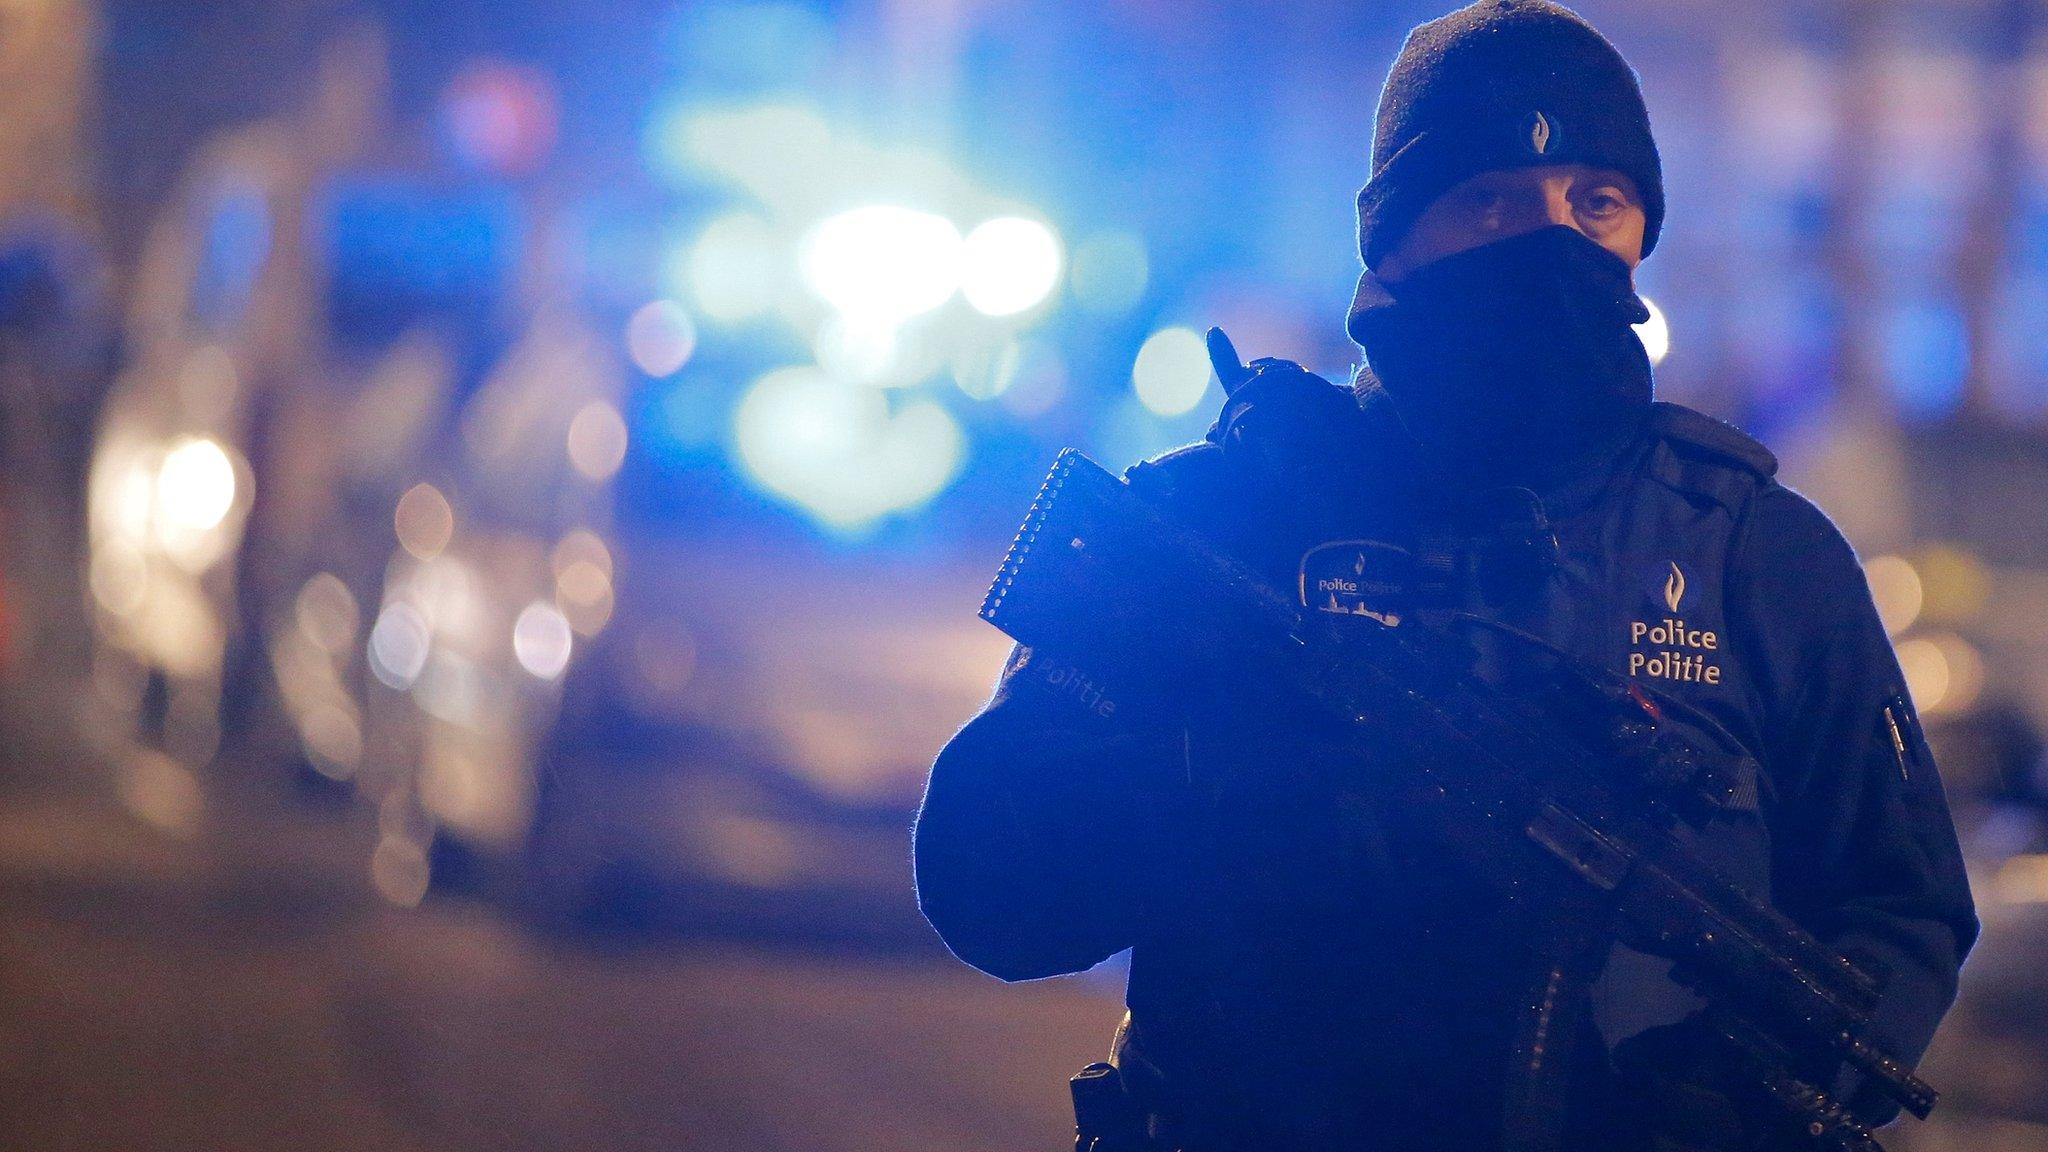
[317, 176, 523, 348]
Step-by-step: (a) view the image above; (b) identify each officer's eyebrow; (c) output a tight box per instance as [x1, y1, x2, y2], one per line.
[1575, 168, 1642, 203]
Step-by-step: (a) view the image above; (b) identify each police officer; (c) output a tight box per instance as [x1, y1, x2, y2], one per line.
[914, 2, 1978, 1149]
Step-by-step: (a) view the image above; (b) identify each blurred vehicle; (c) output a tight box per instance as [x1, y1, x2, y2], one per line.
[260, 181, 629, 907]
[80, 39, 636, 894]
[519, 539, 1011, 939]
[82, 125, 278, 781]
[71, 17, 1061, 943]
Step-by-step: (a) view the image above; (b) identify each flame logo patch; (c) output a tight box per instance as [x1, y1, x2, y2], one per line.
[1663, 561, 1686, 613]
[1630, 560, 1722, 686]
[1525, 111, 1554, 155]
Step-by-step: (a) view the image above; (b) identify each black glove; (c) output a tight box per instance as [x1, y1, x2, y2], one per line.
[1203, 327, 1369, 490]
[1612, 1020, 1772, 1152]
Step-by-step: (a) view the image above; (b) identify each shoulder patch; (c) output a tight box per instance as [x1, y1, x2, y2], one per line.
[1649, 402, 1777, 479]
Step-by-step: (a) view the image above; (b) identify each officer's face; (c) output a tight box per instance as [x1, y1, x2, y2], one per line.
[1377, 164, 1646, 282]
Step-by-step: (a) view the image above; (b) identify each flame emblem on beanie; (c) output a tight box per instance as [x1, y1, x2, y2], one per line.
[1354, 1, 1666, 270]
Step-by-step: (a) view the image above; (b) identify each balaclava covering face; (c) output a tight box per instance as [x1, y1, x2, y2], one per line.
[1346, 0, 1665, 485]
[1350, 225, 1654, 479]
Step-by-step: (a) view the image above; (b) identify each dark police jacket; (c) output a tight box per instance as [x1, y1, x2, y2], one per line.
[914, 395, 1978, 1151]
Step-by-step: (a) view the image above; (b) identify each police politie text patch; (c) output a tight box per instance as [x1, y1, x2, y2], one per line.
[1298, 540, 1407, 626]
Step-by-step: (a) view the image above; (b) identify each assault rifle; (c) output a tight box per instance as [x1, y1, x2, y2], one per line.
[980, 450, 1937, 1152]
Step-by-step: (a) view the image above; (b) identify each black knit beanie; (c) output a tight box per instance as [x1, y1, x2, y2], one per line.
[1356, 0, 1664, 272]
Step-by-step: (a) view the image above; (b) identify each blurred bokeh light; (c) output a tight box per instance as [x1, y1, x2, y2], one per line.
[5, 3, 2048, 1149]
[1132, 326, 1217, 418]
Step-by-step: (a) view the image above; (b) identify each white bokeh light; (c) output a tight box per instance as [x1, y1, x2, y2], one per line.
[567, 401, 629, 481]
[951, 338, 1023, 401]
[960, 216, 1063, 317]
[1636, 296, 1671, 366]
[1132, 327, 1215, 417]
[733, 366, 965, 530]
[368, 603, 431, 690]
[152, 436, 245, 571]
[155, 438, 237, 536]
[625, 299, 698, 377]
[513, 601, 574, 680]
[812, 314, 901, 384]
[680, 213, 783, 323]
[799, 205, 962, 324]
[668, 103, 835, 209]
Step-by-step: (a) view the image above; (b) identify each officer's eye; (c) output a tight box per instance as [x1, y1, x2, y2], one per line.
[1460, 188, 1510, 224]
[1578, 187, 1632, 219]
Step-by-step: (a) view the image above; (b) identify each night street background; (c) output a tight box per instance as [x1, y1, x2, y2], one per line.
[5, 0, 2048, 1148]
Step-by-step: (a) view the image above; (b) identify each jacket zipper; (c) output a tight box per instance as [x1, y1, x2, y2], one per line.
[1884, 702, 1911, 782]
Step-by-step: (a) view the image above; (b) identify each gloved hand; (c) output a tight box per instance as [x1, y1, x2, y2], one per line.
[1612, 1020, 1771, 1152]
[1203, 327, 1369, 489]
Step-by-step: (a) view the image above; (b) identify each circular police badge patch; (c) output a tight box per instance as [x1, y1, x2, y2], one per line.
[1299, 540, 1407, 626]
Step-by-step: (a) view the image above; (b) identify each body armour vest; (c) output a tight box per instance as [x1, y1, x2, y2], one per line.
[1110, 399, 1784, 1151]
